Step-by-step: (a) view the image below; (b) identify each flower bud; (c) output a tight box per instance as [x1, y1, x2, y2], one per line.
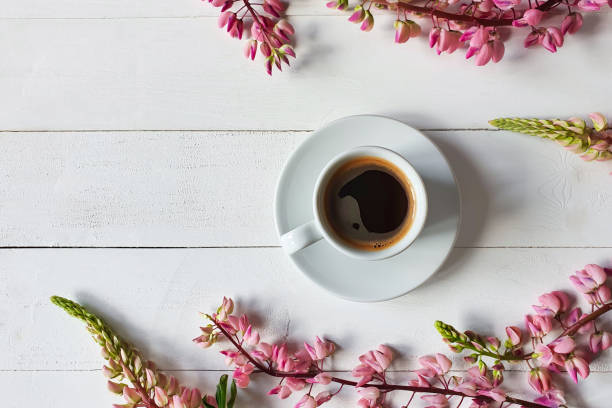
[360, 10, 374, 32]
[589, 112, 608, 132]
[107, 381, 125, 394]
[505, 326, 522, 346]
[523, 9, 544, 26]
[348, 5, 366, 23]
[528, 368, 551, 394]
[154, 386, 169, 406]
[561, 12, 583, 35]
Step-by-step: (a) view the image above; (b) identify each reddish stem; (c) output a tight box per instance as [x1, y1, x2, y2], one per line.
[379, 0, 561, 27]
[518, 302, 612, 360]
[560, 302, 612, 337]
[213, 321, 548, 408]
[119, 361, 160, 408]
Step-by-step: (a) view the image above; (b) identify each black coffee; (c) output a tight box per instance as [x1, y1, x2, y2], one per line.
[323, 156, 416, 251]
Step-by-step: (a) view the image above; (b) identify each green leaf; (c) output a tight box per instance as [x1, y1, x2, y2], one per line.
[202, 396, 216, 408]
[227, 380, 237, 408]
[216, 374, 228, 408]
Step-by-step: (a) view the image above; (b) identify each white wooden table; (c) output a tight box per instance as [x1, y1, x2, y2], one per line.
[2, 1, 612, 407]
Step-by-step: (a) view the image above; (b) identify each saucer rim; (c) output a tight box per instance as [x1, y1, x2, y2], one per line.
[273, 114, 461, 302]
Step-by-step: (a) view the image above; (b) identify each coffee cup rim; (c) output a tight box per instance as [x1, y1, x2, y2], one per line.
[312, 146, 428, 261]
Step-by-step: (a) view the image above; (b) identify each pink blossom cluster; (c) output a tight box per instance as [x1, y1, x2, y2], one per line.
[204, 0, 295, 74]
[203, 0, 609, 71]
[198, 263, 612, 408]
[336, 0, 609, 66]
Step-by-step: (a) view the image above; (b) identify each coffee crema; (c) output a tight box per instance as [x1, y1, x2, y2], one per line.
[322, 156, 416, 251]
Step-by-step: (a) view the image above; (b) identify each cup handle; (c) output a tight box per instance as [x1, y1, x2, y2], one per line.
[279, 220, 323, 254]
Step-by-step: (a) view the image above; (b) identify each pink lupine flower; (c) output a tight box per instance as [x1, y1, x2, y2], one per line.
[533, 291, 570, 316]
[107, 380, 124, 394]
[220, 349, 248, 366]
[528, 368, 552, 393]
[487, 336, 501, 350]
[491, 39, 505, 63]
[525, 314, 552, 338]
[315, 391, 333, 405]
[535, 344, 564, 367]
[454, 379, 478, 397]
[513, 9, 544, 27]
[169, 394, 186, 408]
[430, 29, 462, 54]
[561, 13, 583, 35]
[429, 27, 441, 48]
[563, 307, 595, 334]
[357, 387, 380, 401]
[280, 44, 296, 58]
[408, 374, 431, 388]
[549, 336, 576, 354]
[348, 5, 366, 23]
[294, 394, 316, 408]
[469, 400, 489, 408]
[418, 353, 452, 375]
[179, 388, 202, 408]
[589, 112, 608, 132]
[477, 388, 506, 402]
[492, 0, 520, 9]
[360, 10, 374, 32]
[577, 0, 608, 10]
[268, 384, 292, 399]
[357, 345, 393, 374]
[394, 20, 410, 43]
[232, 363, 254, 388]
[505, 326, 522, 346]
[542, 27, 564, 52]
[263, 0, 283, 17]
[394, 20, 420, 44]
[243, 39, 257, 60]
[534, 389, 566, 408]
[243, 325, 260, 345]
[589, 331, 612, 353]
[285, 377, 307, 391]
[123, 387, 141, 404]
[306, 372, 332, 385]
[571, 264, 607, 292]
[439, 30, 463, 54]
[352, 363, 375, 386]
[304, 336, 335, 360]
[524, 30, 543, 47]
[457, 366, 505, 401]
[564, 355, 590, 383]
[218, 11, 233, 28]
[274, 19, 294, 41]
[421, 394, 450, 408]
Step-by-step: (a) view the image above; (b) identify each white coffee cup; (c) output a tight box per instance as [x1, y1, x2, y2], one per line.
[279, 146, 428, 260]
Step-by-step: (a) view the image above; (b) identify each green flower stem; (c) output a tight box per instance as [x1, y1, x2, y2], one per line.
[489, 116, 612, 162]
[50, 296, 160, 408]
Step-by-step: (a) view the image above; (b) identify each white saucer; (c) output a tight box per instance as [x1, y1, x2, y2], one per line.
[274, 115, 460, 302]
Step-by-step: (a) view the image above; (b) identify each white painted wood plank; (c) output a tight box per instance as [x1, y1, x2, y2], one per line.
[3, 248, 611, 372]
[4, 370, 611, 407]
[0, 0, 339, 18]
[1, 15, 611, 131]
[1, 131, 611, 247]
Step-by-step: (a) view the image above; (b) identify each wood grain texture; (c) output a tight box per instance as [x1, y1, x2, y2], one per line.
[3, 247, 611, 372]
[0, 14, 611, 131]
[4, 370, 612, 408]
[0, 0, 338, 18]
[1, 130, 611, 247]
